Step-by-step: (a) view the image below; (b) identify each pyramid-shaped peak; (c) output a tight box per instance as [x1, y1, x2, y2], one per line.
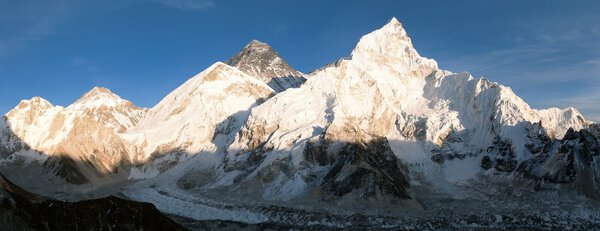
[349, 17, 438, 72]
[80, 86, 121, 100]
[239, 39, 273, 54]
[369, 17, 409, 40]
[388, 17, 401, 27]
[380, 17, 406, 34]
[227, 40, 276, 67]
[248, 39, 268, 47]
[88, 86, 115, 94]
[384, 17, 407, 34]
[69, 86, 127, 109]
[226, 40, 305, 92]
[350, 17, 405, 40]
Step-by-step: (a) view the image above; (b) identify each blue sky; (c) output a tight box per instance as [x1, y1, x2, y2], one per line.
[1, 0, 599, 121]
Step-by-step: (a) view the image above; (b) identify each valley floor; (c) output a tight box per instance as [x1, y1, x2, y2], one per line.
[121, 173, 600, 230]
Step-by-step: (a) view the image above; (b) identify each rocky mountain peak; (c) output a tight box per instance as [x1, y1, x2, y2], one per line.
[350, 17, 438, 74]
[15, 96, 53, 111]
[2, 17, 599, 229]
[245, 39, 270, 51]
[381, 17, 403, 33]
[69, 86, 128, 110]
[226, 40, 306, 92]
[79, 86, 120, 100]
[4, 97, 55, 128]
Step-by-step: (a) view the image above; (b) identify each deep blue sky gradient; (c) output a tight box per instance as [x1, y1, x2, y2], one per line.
[1, 0, 599, 121]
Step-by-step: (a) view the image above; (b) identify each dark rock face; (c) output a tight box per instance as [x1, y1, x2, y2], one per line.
[225, 135, 412, 200]
[394, 113, 427, 141]
[0, 117, 29, 159]
[525, 122, 552, 155]
[451, 136, 518, 172]
[0, 173, 186, 231]
[481, 156, 493, 170]
[517, 125, 600, 198]
[314, 137, 411, 199]
[430, 129, 476, 165]
[303, 137, 329, 166]
[490, 137, 518, 172]
[226, 40, 306, 92]
[42, 155, 89, 184]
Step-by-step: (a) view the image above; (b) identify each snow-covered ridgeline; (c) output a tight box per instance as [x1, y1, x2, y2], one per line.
[0, 17, 595, 206]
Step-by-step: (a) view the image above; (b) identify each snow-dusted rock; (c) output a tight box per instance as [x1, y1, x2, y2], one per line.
[0, 87, 146, 185]
[226, 40, 306, 92]
[212, 18, 594, 201]
[0, 17, 598, 226]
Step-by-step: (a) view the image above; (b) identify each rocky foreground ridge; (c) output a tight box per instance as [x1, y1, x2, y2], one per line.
[1, 18, 599, 229]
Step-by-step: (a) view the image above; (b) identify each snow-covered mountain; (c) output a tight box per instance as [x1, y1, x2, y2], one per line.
[1, 17, 599, 229]
[124, 62, 274, 178]
[226, 40, 306, 92]
[175, 17, 593, 202]
[0, 87, 146, 187]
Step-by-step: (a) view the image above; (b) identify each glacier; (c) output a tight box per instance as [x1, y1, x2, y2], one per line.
[1, 17, 599, 229]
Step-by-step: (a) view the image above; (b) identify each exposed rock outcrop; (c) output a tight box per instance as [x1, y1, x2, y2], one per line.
[226, 40, 306, 92]
[0, 173, 186, 231]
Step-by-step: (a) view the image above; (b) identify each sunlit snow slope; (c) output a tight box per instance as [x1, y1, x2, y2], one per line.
[1, 18, 598, 216]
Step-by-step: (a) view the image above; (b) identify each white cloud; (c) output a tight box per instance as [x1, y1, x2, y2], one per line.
[154, 0, 215, 11]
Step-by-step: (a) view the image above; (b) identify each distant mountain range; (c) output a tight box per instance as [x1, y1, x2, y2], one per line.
[1, 18, 599, 230]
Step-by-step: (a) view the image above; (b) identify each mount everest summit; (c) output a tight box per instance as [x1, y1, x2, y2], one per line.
[1, 18, 600, 229]
[226, 39, 306, 92]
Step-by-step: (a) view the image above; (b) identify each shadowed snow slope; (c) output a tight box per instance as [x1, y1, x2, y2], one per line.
[215, 17, 593, 202]
[1, 87, 146, 187]
[1, 17, 599, 229]
[123, 62, 275, 178]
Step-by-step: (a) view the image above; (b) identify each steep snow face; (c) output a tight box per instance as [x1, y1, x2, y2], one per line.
[350, 17, 438, 77]
[67, 87, 147, 133]
[4, 87, 146, 149]
[216, 18, 442, 201]
[226, 40, 306, 92]
[0, 87, 147, 185]
[536, 107, 588, 139]
[3, 97, 65, 149]
[213, 17, 592, 201]
[0, 17, 596, 217]
[69, 87, 129, 109]
[127, 62, 275, 166]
